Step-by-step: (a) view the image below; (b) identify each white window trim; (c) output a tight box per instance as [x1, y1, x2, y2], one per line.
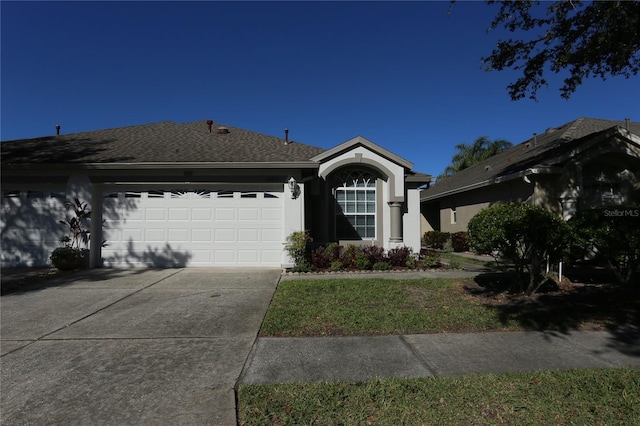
[334, 171, 377, 240]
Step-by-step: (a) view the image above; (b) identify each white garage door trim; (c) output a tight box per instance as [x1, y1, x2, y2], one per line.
[102, 189, 284, 267]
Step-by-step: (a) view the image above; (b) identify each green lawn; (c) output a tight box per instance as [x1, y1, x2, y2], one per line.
[260, 278, 513, 337]
[238, 368, 640, 425]
[261, 278, 520, 337]
[260, 277, 639, 336]
[440, 251, 497, 267]
[244, 277, 639, 425]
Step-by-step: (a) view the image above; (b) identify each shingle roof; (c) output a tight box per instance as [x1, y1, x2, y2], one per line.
[1, 120, 326, 165]
[421, 117, 640, 201]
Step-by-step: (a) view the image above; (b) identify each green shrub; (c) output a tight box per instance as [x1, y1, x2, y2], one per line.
[354, 251, 371, 270]
[451, 232, 470, 252]
[285, 230, 312, 271]
[423, 231, 450, 249]
[362, 245, 386, 265]
[341, 244, 360, 269]
[50, 245, 83, 271]
[420, 250, 441, 268]
[387, 246, 413, 267]
[468, 202, 570, 294]
[373, 261, 391, 271]
[311, 246, 332, 270]
[330, 260, 344, 271]
[568, 206, 639, 285]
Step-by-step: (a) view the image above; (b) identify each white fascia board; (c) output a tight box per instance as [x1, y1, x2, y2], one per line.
[311, 136, 414, 169]
[3, 162, 320, 172]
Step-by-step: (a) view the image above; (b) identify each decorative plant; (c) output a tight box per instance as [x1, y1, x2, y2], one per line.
[59, 198, 92, 250]
[419, 250, 442, 269]
[284, 230, 312, 272]
[50, 198, 92, 270]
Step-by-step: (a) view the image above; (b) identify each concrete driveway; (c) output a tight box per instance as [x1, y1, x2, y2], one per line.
[1, 268, 280, 426]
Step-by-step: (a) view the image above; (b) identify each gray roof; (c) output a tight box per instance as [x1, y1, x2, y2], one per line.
[421, 117, 640, 201]
[1, 120, 326, 166]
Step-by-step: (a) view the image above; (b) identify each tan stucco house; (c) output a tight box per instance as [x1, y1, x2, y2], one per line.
[421, 117, 640, 233]
[1, 120, 431, 268]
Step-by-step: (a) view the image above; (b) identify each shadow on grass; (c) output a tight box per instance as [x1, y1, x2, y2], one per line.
[466, 269, 640, 333]
[466, 268, 640, 358]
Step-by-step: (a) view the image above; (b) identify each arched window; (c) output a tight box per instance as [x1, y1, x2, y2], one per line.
[334, 171, 376, 239]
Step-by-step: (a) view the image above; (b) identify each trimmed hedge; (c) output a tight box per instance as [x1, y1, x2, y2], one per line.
[423, 231, 450, 249]
[306, 243, 432, 271]
[451, 232, 470, 252]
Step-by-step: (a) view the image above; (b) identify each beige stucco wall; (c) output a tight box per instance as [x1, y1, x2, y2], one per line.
[424, 179, 534, 233]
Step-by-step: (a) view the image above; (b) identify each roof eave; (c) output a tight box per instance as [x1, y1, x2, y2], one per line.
[405, 174, 434, 184]
[420, 167, 562, 202]
[310, 136, 414, 169]
[1, 161, 321, 172]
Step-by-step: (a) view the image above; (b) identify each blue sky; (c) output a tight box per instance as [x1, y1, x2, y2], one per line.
[2, 1, 639, 177]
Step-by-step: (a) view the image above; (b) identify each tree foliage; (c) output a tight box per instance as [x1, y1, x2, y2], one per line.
[568, 207, 639, 285]
[468, 202, 570, 294]
[478, 0, 640, 100]
[438, 136, 512, 180]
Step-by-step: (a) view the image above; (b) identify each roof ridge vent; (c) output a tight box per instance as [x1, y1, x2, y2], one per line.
[216, 126, 230, 134]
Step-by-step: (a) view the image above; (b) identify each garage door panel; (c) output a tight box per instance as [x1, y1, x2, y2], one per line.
[214, 228, 235, 242]
[214, 250, 235, 263]
[190, 250, 212, 263]
[192, 208, 212, 221]
[122, 229, 142, 242]
[145, 229, 166, 242]
[168, 229, 189, 242]
[238, 250, 259, 263]
[191, 229, 212, 242]
[261, 208, 282, 221]
[261, 250, 282, 263]
[103, 228, 122, 243]
[238, 208, 259, 221]
[215, 208, 236, 221]
[168, 208, 189, 221]
[126, 210, 144, 220]
[238, 229, 259, 242]
[262, 229, 283, 242]
[145, 208, 166, 221]
[103, 190, 284, 267]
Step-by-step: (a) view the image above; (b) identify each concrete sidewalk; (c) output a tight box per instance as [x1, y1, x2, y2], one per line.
[239, 327, 640, 385]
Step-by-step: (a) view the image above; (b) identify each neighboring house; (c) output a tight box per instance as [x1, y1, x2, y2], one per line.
[1, 120, 431, 268]
[421, 117, 640, 233]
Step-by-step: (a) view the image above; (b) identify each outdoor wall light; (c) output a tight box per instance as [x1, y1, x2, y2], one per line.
[288, 177, 299, 199]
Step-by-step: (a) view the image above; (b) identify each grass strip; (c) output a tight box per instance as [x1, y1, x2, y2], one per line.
[260, 278, 519, 336]
[439, 252, 497, 267]
[238, 368, 640, 426]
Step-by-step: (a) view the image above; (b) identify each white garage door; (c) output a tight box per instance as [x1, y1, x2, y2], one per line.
[1, 190, 67, 267]
[102, 190, 284, 267]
